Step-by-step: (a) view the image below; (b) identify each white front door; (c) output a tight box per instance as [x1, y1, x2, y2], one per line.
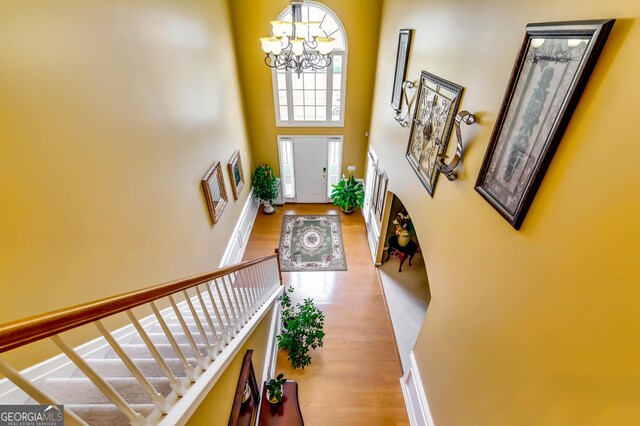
[293, 136, 328, 203]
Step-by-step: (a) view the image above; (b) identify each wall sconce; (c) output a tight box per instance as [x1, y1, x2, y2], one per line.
[393, 80, 416, 127]
[436, 110, 475, 181]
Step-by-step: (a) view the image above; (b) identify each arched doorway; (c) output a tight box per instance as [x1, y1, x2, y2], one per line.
[378, 192, 431, 373]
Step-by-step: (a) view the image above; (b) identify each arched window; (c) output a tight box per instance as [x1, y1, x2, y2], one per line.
[272, 2, 347, 127]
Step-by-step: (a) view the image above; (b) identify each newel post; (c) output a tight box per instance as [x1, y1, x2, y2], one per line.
[275, 248, 283, 285]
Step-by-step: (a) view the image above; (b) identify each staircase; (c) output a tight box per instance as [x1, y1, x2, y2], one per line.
[0, 254, 283, 425]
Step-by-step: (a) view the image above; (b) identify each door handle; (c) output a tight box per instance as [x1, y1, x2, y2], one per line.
[323, 167, 326, 179]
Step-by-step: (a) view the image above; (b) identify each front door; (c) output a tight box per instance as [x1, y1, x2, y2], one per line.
[293, 137, 328, 203]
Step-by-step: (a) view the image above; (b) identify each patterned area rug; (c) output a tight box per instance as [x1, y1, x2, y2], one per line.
[279, 215, 347, 272]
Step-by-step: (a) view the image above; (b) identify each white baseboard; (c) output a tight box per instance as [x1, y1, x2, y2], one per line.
[400, 351, 435, 426]
[219, 188, 259, 267]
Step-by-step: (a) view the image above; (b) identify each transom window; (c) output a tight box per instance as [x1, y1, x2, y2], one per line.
[272, 3, 347, 127]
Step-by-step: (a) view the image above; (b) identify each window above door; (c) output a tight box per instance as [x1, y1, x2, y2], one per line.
[272, 2, 347, 127]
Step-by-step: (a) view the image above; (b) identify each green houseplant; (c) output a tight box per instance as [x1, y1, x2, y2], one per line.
[330, 176, 364, 214]
[277, 287, 325, 369]
[252, 164, 278, 214]
[266, 373, 286, 404]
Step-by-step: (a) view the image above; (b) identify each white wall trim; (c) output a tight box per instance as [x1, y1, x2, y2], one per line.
[219, 187, 260, 267]
[400, 351, 435, 426]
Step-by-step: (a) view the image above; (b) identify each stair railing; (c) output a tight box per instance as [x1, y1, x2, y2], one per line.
[0, 252, 283, 426]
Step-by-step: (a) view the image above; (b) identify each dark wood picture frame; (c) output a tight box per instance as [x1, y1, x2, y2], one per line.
[377, 171, 388, 220]
[406, 71, 463, 197]
[371, 163, 381, 213]
[475, 19, 615, 229]
[202, 161, 228, 224]
[228, 350, 260, 426]
[228, 150, 245, 201]
[391, 29, 413, 111]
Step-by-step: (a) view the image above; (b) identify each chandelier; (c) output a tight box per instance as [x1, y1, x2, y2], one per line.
[259, 0, 335, 77]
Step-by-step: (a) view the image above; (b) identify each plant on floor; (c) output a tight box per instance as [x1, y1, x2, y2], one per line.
[253, 164, 279, 214]
[266, 373, 287, 403]
[330, 175, 364, 214]
[277, 287, 325, 369]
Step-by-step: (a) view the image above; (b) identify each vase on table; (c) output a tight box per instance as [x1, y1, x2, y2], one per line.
[398, 233, 410, 247]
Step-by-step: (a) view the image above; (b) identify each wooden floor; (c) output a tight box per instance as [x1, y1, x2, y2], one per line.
[243, 204, 409, 426]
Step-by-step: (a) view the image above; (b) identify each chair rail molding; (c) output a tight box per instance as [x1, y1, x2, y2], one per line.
[220, 187, 260, 267]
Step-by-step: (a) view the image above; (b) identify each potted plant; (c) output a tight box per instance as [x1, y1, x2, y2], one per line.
[277, 287, 325, 369]
[393, 211, 415, 247]
[330, 176, 364, 214]
[252, 164, 279, 214]
[266, 373, 286, 404]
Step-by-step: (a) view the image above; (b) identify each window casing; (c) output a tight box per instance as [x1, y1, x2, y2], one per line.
[272, 3, 347, 127]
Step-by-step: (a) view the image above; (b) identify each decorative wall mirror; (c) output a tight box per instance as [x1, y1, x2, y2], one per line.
[228, 150, 245, 200]
[202, 161, 228, 224]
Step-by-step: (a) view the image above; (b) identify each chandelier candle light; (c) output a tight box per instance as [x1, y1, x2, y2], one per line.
[260, 0, 335, 77]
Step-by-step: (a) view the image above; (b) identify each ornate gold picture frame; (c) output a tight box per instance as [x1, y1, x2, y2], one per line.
[202, 161, 228, 224]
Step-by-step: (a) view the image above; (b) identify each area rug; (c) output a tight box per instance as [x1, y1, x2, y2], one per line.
[279, 215, 347, 272]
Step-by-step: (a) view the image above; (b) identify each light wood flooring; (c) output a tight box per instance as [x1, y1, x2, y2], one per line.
[243, 204, 409, 426]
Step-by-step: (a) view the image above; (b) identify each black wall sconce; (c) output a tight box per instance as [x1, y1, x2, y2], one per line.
[437, 110, 475, 180]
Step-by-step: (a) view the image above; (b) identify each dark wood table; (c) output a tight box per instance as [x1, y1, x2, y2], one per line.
[384, 235, 418, 272]
[258, 381, 304, 426]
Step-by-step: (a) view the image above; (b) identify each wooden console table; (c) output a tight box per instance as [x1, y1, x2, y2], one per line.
[258, 381, 304, 426]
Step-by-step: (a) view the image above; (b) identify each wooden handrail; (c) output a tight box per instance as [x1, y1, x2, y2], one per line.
[0, 254, 278, 354]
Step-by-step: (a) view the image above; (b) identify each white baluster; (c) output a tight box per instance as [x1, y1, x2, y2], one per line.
[203, 282, 230, 344]
[94, 321, 171, 414]
[220, 275, 240, 331]
[50, 335, 148, 426]
[168, 296, 209, 370]
[182, 290, 215, 360]
[212, 278, 235, 337]
[232, 271, 250, 323]
[0, 359, 87, 426]
[150, 302, 199, 382]
[125, 310, 188, 396]
[193, 286, 224, 353]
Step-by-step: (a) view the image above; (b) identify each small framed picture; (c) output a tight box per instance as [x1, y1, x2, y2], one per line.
[228, 150, 245, 200]
[201, 161, 228, 224]
[475, 19, 615, 229]
[391, 29, 413, 111]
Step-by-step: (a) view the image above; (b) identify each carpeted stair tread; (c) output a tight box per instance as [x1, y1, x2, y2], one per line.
[129, 332, 219, 346]
[66, 403, 155, 426]
[71, 358, 188, 378]
[38, 377, 173, 404]
[103, 343, 205, 360]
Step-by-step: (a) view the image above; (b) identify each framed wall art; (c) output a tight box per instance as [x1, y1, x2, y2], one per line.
[391, 29, 413, 111]
[377, 171, 389, 220]
[228, 150, 245, 200]
[406, 71, 463, 197]
[228, 350, 260, 426]
[201, 161, 228, 224]
[371, 164, 381, 212]
[475, 19, 615, 229]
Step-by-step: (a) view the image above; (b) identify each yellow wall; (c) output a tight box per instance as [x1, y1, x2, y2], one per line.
[187, 303, 276, 425]
[227, 0, 382, 179]
[369, 0, 640, 424]
[0, 0, 251, 367]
